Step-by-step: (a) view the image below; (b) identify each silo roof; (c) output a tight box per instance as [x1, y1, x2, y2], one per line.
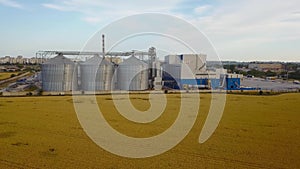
[119, 56, 147, 66]
[81, 55, 113, 65]
[44, 54, 74, 65]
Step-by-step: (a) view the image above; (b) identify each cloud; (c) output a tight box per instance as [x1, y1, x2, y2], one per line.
[193, 0, 300, 36]
[188, 0, 300, 60]
[42, 0, 300, 40]
[42, 0, 183, 24]
[41, 0, 300, 60]
[0, 0, 23, 9]
[82, 16, 103, 24]
[42, 3, 71, 11]
[194, 5, 211, 14]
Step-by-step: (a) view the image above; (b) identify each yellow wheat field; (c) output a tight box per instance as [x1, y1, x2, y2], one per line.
[0, 72, 18, 81]
[0, 93, 299, 169]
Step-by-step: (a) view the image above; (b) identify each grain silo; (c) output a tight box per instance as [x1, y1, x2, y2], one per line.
[41, 53, 77, 91]
[80, 55, 114, 91]
[117, 56, 148, 90]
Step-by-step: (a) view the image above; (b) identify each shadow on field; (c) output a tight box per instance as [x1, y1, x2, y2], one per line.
[0, 131, 16, 138]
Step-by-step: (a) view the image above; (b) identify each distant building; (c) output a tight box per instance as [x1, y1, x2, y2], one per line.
[236, 67, 250, 72]
[0, 56, 10, 64]
[28, 57, 46, 64]
[16, 55, 23, 63]
[248, 63, 283, 72]
[0, 66, 5, 72]
[0, 56, 47, 64]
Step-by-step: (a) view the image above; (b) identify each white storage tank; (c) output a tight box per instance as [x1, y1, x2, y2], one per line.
[117, 56, 148, 90]
[41, 53, 77, 91]
[80, 55, 114, 91]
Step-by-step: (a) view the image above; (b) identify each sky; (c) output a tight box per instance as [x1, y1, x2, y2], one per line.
[0, 0, 299, 62]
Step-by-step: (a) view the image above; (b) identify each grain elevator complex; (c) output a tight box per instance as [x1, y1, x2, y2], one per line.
[39, 36, 244, 93]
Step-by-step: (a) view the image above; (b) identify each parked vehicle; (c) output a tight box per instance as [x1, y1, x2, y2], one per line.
[293, 80, 300, 84]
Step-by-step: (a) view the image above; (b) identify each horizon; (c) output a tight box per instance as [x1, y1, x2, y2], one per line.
[1, 54, 299, 64]
[0, 0, 299, 62]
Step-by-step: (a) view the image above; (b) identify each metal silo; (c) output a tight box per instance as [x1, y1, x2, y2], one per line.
[41, 53, 77, 91]
[117, 56, 148, 90]
[80, 55, 114, 91]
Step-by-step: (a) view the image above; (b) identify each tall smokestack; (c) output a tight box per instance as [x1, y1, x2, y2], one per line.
[102, 34, 105, 57]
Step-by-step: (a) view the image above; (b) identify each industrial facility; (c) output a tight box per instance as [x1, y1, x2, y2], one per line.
[39, 35, 244, 92]
[40, 51, 244, 92]
[39, 47, 161, 92]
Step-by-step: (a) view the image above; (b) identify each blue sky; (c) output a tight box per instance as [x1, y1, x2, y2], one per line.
[0, 0, 299, 61]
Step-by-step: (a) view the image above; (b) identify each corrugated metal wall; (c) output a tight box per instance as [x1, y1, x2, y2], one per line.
[41, 54, 77, 92]
[117, 56, 148, 90]
[80, 56, 114, 91]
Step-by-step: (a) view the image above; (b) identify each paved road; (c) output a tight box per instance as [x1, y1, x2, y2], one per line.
[242, 78, 300, 91]
[0, 72, 30, 85]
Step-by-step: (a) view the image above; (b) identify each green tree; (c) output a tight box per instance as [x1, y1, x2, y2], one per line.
[247, 69, 265, 77]
[10, 74, 16, 78]
[223, 65, 236, 73]
[265, 70, 276, 77]
[289, 71, 300, 80]
[16, 64, 24, 69]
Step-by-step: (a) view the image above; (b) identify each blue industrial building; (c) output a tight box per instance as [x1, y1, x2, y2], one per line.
[162, 54, 244, 90]
[224, 76, 241, 90]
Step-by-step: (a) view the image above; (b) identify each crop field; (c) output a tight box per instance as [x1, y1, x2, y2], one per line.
[0, 93, 299, 169]
[0, 72, 18, 81]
